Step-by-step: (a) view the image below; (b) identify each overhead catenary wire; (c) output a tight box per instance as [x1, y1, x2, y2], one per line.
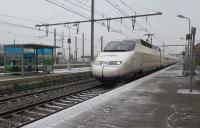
[38, 0, 162, 39]
[0, 0, 161, 44]
[119, 0, 166, 40]
[73, 0, 107, 17]
[0, 12, 73, 37]
[44, 0, 145, 39]
[46, 0, 90, 19]
[67, 0, 139, 38]
[45, 0, 131, 36]
[0, 13, 45, 24]
[109, 0, 167, 44]
[0, 20, 62, 36]
[121, 1, 160, 13]
[63, 0, 102, 16]
[119, 0, 166, 44]
[104, 0, 150, 36]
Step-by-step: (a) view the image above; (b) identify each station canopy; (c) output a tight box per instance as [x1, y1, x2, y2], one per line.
[4, 44, 59, 75]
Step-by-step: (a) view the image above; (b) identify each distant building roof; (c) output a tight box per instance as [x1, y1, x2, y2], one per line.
[195, 43, 200, 48]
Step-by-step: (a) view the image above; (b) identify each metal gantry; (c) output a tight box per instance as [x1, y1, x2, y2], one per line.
[36, 0, 162, 62]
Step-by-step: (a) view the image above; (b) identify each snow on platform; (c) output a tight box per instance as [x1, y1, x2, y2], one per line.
[23, 64, 200, 128]
[177, 89, 200, 95]
[53, 67, 91, 74]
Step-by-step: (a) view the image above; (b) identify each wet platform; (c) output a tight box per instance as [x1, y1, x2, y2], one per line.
[23, 64, 200, 128]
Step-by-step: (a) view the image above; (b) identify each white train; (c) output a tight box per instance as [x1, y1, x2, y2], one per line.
[92, 39, 177, 83]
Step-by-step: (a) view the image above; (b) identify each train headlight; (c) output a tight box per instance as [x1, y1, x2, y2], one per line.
[94, 61, 103, 65]
[108, 61, 122, 65]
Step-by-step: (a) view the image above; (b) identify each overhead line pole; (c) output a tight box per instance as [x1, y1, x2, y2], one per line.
[91, 0, 95, 61]
[54, 28, 57, 64]
[101, 36, 103, 52]
[75, 36, 78, 63]
[82, 33, 85, 62]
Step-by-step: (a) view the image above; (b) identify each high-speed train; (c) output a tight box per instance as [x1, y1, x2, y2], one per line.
[92, 39, 177, 83]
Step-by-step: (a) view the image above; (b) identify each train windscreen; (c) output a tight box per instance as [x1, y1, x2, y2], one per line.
[104, 40, 135, 52]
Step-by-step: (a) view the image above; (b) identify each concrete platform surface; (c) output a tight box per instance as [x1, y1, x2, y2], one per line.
[23, 64, 200, 128]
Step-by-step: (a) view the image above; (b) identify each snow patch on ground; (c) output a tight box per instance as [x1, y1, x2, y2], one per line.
[177, 89, 200, 95]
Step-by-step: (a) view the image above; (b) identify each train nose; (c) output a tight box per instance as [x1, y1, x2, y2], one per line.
[102, 66, 119, 77]
[92, 65, 120, 78]
[92, 65, 103, 77]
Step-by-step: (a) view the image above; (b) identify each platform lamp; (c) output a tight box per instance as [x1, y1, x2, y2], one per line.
[177, 15, 191, 76]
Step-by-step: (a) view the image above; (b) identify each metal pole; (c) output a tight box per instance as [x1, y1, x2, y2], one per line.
[183, 39, 187, 74]
[75, 36, 77, 63]
[67, 26, 73, 70]
[163, 42, 165, 53]
[54, 28, 57, 65]
[190, 27, 196, 92]
[21, 46, 24, 75]
[61, 32, 65, 61]
[91, 0, 95, 62]
[4, 45, 6, 75]
[82, 33, 85, 62]
[68, 41, 71, 69]
[51, 48, 54, 73]
[101, 36, 103, 52]
[186, 18, 190, 74]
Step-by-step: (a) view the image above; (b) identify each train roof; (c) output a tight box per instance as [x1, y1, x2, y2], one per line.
[124, 39, 160, 51]
[195, 43, 200, 48]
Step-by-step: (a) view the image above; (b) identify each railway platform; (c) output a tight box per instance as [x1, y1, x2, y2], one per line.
[23, 64, 200, 128]
[0, 67, 91, 81]
[0, 67, 91, 91]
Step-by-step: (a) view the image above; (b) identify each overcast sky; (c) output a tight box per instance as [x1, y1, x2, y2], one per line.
[0, 0, 199, 57]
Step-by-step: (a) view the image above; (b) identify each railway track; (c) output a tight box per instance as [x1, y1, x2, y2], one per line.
[0, 73, 109, 128]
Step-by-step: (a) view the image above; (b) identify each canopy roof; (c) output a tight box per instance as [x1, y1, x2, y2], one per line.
[5, 44, 59, 49]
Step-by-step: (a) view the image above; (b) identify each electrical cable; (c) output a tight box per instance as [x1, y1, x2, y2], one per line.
[0, 20, 62, 36]
[104, 0, 147, 38]
[46, 0, 129, 36]
[0, 13, 45, 24]
[46, 0, 90, 19]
